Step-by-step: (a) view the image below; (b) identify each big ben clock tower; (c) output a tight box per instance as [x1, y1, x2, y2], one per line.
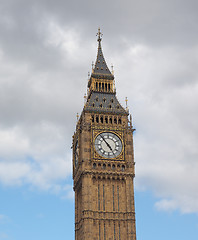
[72, 29, 136, 240]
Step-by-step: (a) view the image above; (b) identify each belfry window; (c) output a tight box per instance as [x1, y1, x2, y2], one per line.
[105, 116, 108, 124]
[100, 116, 103, 123]
[96, 82, 98, 90]
[118, 118, 121, 124]
[96, 116, 99, 123]
[92, 115, 94, 122]
[109, 117, 112, 124]
[114, 118, 117, 124]
[105, 83, 107, 91]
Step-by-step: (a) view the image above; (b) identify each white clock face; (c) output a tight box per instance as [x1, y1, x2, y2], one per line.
[74, 140, 79, 167]
[94, 132, 122, 158]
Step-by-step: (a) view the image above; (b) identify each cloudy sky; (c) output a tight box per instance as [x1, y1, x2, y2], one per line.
[0, 0, 198, 239]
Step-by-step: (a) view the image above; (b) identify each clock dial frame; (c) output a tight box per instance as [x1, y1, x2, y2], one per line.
[94, 132, 123, 159]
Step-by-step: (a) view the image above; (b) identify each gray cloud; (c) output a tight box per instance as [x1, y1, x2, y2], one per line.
[0, 0, 198, 211]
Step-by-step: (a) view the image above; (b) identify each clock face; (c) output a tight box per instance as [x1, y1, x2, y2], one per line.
[74, 140, 79, 167]
[94, 132, 123, 158]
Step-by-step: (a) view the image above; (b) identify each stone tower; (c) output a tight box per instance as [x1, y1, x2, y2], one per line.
[72, 29, 136, 240]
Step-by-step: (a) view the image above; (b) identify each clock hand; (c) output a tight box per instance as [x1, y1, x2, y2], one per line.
[101, 136, 112, 150]
[100, 136, 116, 156]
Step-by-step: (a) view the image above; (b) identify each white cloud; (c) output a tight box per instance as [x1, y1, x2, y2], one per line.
[45, 21, 80, 58]
[0, 0, 198, 214]
[113, 43, 198, 213]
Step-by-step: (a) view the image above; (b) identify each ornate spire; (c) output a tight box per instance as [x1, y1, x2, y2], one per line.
[92, 28, 113, 78]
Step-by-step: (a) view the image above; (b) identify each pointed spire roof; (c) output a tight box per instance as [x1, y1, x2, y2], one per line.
[92, 28, 114, 80]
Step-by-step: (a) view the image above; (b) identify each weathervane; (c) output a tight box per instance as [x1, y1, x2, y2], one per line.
[96, 27, 103, 42]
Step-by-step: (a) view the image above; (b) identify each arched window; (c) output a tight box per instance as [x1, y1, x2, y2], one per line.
[108, 83, 110, 91]
[92, 115, 94, 122]
[114, 118, 117, 124]
[105, 83, 107, 91]
[96, 116, 99, 123]
[105, 116, 108, 124]
[109, 117, 112, 124]
[100, 116, 103, 123]
[118, 118, 121, 124]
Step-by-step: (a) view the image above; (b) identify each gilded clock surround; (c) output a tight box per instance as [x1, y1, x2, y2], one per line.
[92, 128, 125, 161]
[72, 29, 136, 240]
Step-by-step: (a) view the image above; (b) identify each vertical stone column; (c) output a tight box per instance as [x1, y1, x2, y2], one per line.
[75, 191, 78, 240]
[131, 177, 136, 240]
[125, 176, 132, 240]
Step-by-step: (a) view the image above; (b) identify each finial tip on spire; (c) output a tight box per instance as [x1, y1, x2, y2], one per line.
[96, 27, 103, 42]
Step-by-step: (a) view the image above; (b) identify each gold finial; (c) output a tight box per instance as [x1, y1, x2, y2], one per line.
[125, 97, 128, 110]
[84, 93, 87, 105]
[111, 64, 114, 75]
[92, 61, 94, 71]
[130, 114, 132, 128]
[76, 113, 79, 121]
[96, 27, 103, 42]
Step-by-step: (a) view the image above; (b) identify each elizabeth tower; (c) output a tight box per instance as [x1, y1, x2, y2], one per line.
[72, 29, 136, 240]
